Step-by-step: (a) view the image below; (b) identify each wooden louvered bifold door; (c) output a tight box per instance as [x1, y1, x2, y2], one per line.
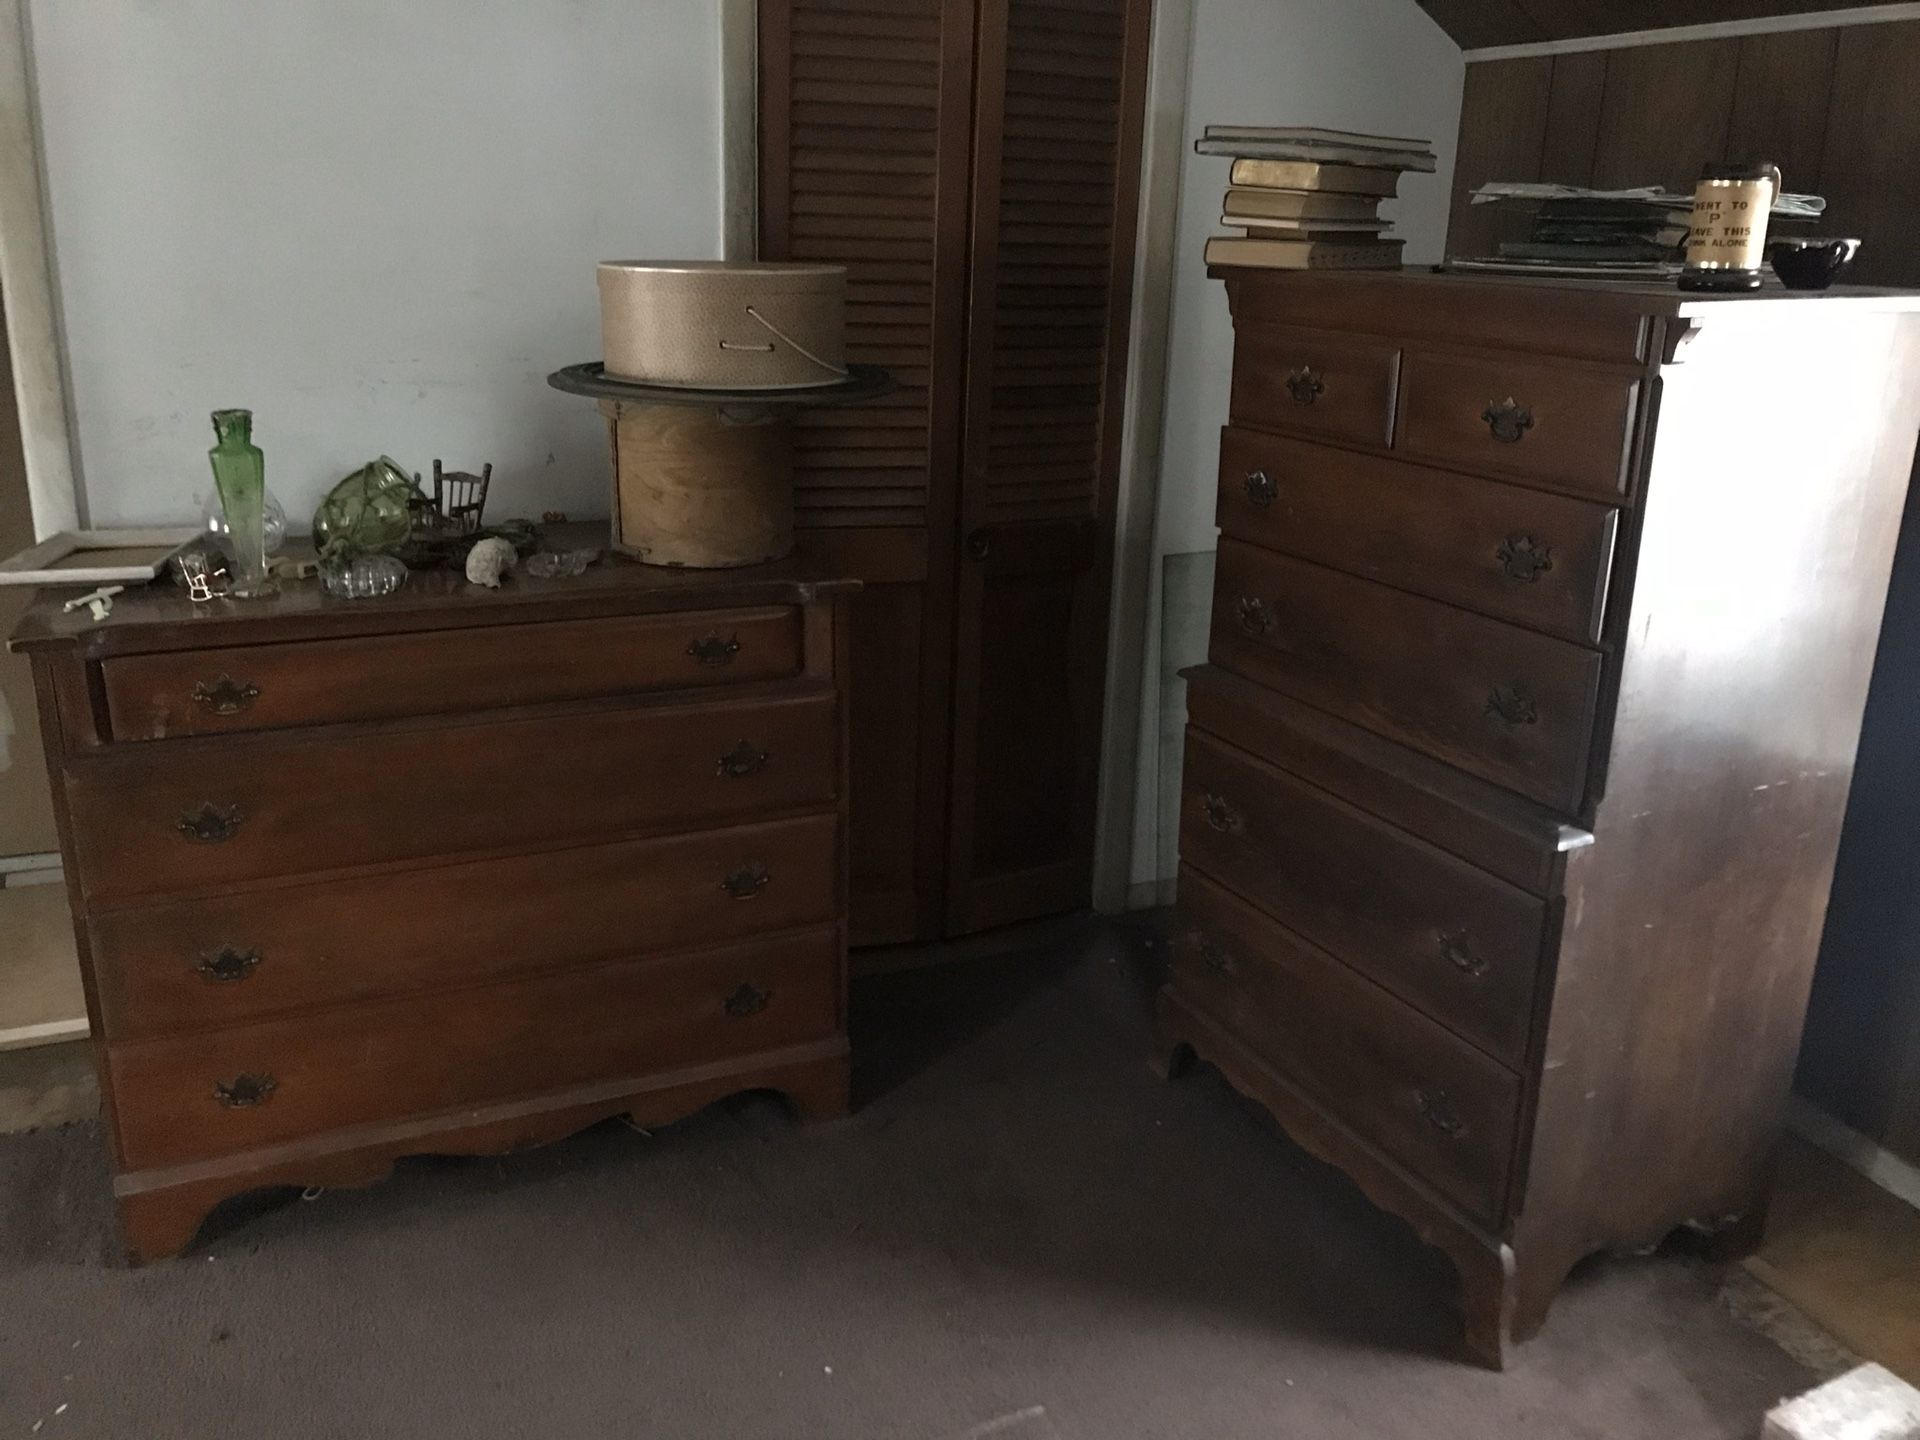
[944, 0, 1152, 934]
[759, 0, 977, 944]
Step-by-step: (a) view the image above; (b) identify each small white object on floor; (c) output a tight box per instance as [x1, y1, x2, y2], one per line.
[1763, 1363, 1920, 1440]
[941, 1408, 1059, 1440]
[464, 537, 517, 588]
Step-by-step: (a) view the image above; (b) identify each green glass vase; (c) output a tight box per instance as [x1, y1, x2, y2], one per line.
[207, 409, 277, 598]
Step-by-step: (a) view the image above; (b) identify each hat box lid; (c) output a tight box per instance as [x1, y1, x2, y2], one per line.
[597, 260, 848, 392]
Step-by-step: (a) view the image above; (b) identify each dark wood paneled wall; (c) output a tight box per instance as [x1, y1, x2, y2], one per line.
[1448, 19, 1920, 1166]
[1447, 20, 1920, 287]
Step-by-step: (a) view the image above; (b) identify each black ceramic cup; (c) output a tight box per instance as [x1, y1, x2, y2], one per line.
[1768, 237, 1862, 291]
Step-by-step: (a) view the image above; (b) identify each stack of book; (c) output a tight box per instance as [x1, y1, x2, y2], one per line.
[1451, 182, 1827, 278]
[1195, 125, 1438, 270]
[1502, 195, 1693, 265]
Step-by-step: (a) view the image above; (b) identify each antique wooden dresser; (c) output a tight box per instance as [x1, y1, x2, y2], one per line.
[10, 529, 856, 1261]
[1155, 271, 1920, 1366]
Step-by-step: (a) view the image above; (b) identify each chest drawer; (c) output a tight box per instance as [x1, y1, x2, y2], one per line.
[1179, 730, 1546, 1067]
[1172, 869, 1521, 1227]
[1231, 324, 1400, 450]
[1396, 352, 1640, 500]
[88, 813, 841, 1041]
[1210, 539, 1602, 812]
[100, 606, 804, 741]
[1217, 428, 1618, 644]
[107, 925, 842, 1172]
[65, 689, 839, 904]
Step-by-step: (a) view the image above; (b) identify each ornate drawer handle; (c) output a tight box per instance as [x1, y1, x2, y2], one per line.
[1495, 533, 1554, 583]
[214, 1073, 277, 1109]
[1484, 685, 1539, 728]
[721, 862, 771, 899]
[1284, 366, 1325, 405]
[177, 802, 242, 844]
[687, 633, 742, 667]
[1416, 1087, 1468, 1140]
[196, 945, 262, 983]
[724, 982, 770, 1018]
[1243, 469, 1278, 509]
[191, 674, 261, 715]
[1483, 397, 1534, 444]
[1193, 933, 1235, 976]
[717, 741, 769, 778]
[1201, 792, 1244, 835]
[1235, 596, 1273, 637]
[1438, 930, 1489, 979]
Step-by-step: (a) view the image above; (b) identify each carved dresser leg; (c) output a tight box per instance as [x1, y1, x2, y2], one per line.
[1454, 1242, 1517, 1370]
[779, 1058, 852, 1122]
[1148, 992, 1196, 1081]
[117, 1188, 219, 1265]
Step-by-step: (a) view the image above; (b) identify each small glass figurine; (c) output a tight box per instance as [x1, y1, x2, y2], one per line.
[206, 409, 278, 598]
[321, 552, 408, 599]
[200, 486, 287, 560]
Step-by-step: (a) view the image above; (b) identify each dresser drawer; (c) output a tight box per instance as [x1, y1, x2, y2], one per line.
[65, 689, 839, 904]
[1179, 730, 1546, 1067]
[1171, 869, 1520, 1226]
[100, 606, 804, 741]
[1396, 351, 1640, 500]
[1217, 428, 1618, 644]
[1230, 324, 1400, 450]
[108, 926, 843, 1172]
[1210, 539, 1602, 811]
[88, 813, 840, 1041]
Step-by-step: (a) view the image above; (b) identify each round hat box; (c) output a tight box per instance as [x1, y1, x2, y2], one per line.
[596, 260, 848, 391]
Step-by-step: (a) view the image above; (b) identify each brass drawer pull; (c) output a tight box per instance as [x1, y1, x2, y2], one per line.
[723, 982, 770, 1018]
[717, 740, 770, 778]
[1483, 397, 1534, 444]
[1284, 366, 1325, 405]
[1484, 685, 1539, 728]
[191, 674, 261, 715]
[1193, 933, 1236, 976]
[1416, 1088, 1468, 1140]
[721, 863, 771, 899]
[1438, 930, 1489, 979]
[177, 802, 242, 844]
[1243, 469, 1278, 509]
[1201, 792, 1244, 835]
[687, 633, 742, 667]
[196, 946, 262, 983]
[1495, 533, 1554, 583]
[1235, 596, 1273, 637]
[214, 1073, 277, 1109]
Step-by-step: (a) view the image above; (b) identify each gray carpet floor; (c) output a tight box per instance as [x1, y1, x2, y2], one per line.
[0, 923, 1815, 1439]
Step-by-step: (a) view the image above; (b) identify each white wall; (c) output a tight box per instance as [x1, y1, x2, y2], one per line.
[1127, 0, 1464, 894]
[1156, 0, 1463, 557]
[30, 0, 727, 527]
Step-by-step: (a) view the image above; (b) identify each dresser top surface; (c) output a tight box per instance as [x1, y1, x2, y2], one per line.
[1211, 265, 1920, 317]
[9, 522, 859, 658]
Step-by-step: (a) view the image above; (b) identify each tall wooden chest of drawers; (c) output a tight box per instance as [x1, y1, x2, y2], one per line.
[10, 532, 856, 1261]
[1155, 272, 1920, 1366]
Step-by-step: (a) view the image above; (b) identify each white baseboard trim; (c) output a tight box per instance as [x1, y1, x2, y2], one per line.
[0, 1015, 87, 1054]
[1784, 1094, 1920, 1213]
[1119, 878, 1176, 912]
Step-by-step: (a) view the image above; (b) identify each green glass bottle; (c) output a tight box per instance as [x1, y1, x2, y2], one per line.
[207, 409, 277, 598]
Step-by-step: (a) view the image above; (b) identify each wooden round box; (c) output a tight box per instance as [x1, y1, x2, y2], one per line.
[596, 261, 848, 390]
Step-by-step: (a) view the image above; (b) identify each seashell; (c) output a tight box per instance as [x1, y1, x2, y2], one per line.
[464, 536, 519, 588]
